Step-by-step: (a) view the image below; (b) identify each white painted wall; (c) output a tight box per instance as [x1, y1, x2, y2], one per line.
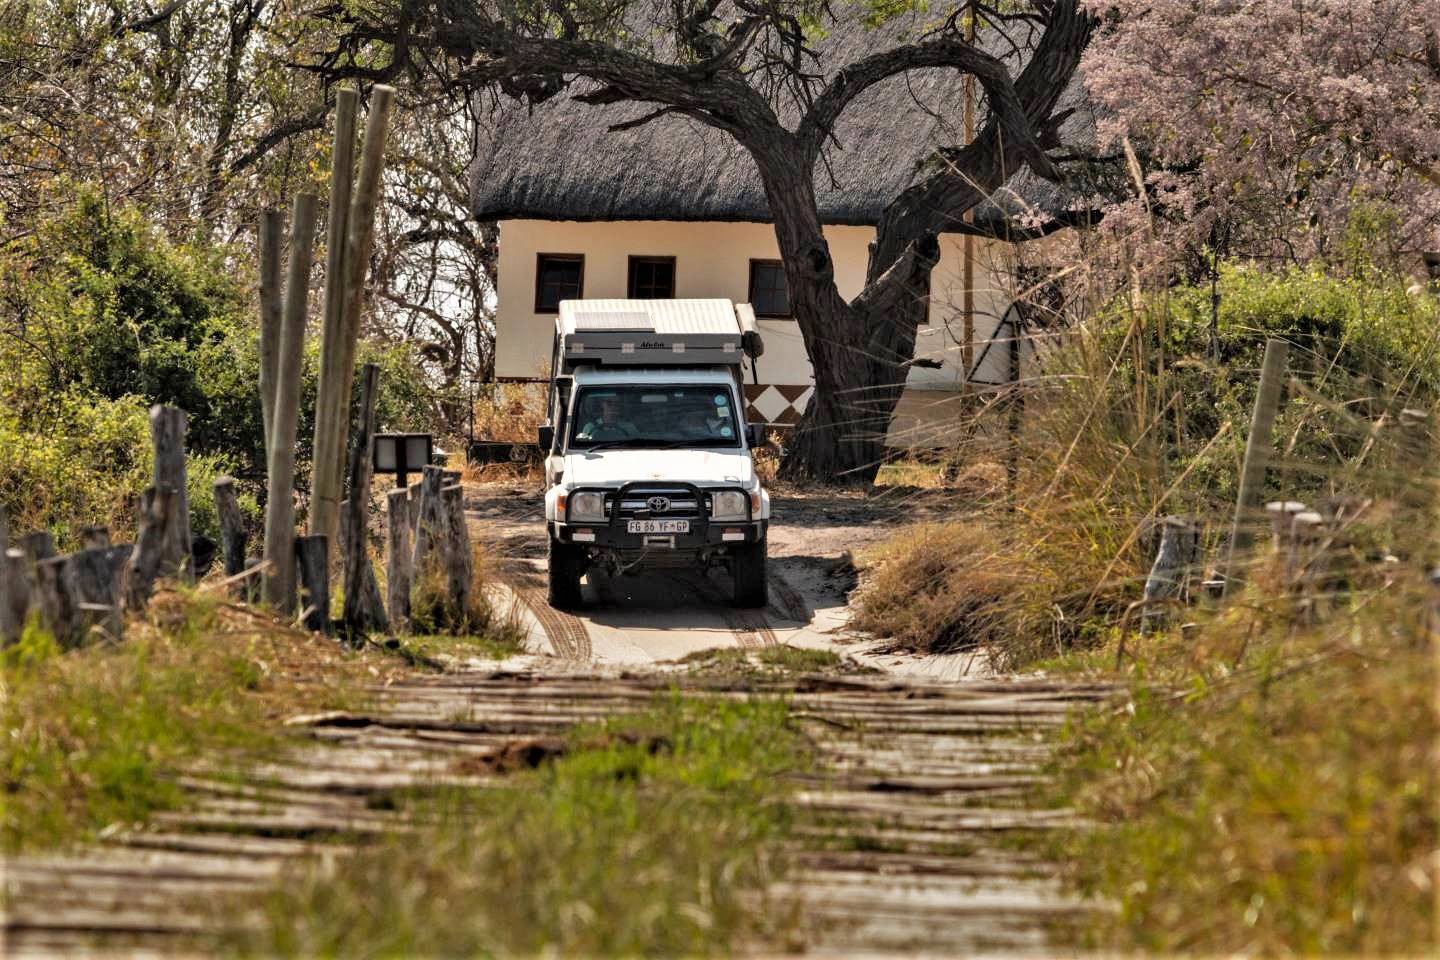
[493, 219, 1025, 388]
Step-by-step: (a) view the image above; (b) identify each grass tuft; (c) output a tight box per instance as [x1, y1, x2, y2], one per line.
[1, 588, 391, 851]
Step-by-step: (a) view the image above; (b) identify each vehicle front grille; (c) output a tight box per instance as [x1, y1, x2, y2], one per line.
[606, 486, 703, 521]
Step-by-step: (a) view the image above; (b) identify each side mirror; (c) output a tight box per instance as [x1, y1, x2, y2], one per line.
[746, 423, 767, 448]
[537, 424, 555, 451]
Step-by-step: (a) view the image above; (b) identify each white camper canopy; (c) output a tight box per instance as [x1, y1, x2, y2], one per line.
[555, 299, 762, 373]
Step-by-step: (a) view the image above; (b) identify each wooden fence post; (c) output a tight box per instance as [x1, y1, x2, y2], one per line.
[411, 465, 445, 575]
[441, 483, 472, 619]
[386, 488, 412, 632]
[1140, 516, 1199, 634]
[80, 526, 110, 550]
[35, 556, 74, 644]
[214, 476, 248, 582]
[295, 535, 331, 633]
[341, 363, 387, 634]
[1220, 338, 1288, 597]
[261, 192, 319, 614]
[312, 86, 393, 554]
[149, 406, 194, 581]
[309, 88, 360, 550]
[257, 209, 285, 450]
[126, 485, 174, 610]
[408, 479, 424, 531]
[2, 548, 29, 645]
[68, 546, 124, 643]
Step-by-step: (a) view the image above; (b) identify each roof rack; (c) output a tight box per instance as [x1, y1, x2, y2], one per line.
[554, 299, 762, 372]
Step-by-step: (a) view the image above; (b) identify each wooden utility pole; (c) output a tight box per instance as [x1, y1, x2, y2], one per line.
[262, 192, 319, 614]
[1220, 338, 1288, 596]
[310, 88, 360, 549]
[311, 86, 394, 553]
[257, 209, 284, 450]
[960, 3, 977, 389]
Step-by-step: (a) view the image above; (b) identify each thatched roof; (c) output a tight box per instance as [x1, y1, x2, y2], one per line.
[468, 10, 1104, 233]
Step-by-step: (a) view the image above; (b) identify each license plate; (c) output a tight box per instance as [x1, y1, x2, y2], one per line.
[626, 520, 689, 534]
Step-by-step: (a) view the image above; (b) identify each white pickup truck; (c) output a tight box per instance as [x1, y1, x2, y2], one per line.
[537, 299, 770, 609]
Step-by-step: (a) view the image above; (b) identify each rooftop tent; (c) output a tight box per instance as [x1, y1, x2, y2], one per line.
[554, 299, 762, 372]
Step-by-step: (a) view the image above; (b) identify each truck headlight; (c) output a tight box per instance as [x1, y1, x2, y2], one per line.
[568, 491, 606, 522]
[710, 490, 749, 520]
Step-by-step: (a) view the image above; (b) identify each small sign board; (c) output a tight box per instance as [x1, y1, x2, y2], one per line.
[373, 433, 432, 487]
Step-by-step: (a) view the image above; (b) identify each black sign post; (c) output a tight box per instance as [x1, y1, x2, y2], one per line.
[373, 433, 433, 489]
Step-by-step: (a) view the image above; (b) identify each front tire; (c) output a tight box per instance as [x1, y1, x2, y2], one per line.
[548, 536, 585, 609]
[731, 540, 768, 608]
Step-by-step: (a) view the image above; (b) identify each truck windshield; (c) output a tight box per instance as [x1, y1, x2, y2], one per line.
[568, 385, 741, 450]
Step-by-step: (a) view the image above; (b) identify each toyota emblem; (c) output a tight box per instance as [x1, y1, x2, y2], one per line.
[647, 496, 671, 513]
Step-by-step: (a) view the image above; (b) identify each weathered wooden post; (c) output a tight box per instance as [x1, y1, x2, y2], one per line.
[80, 526, 111, 550]
[21, 531, 55, 568]
[309, 88, 360, 550]
[341, 363, 387, 634]
[67, 546, 124, 643]
[295, 535, 331, 633]
[1397, 407, 1435, 564]
[1140, 516, 1199, 634]
[441, 483, 472, 619]
[1220, 338, 1288, 597]
[34, 555, 74, 644]
[411, 465, 445, 575]
[312, 86, 394, 553]
[261, 192, 319, 614]
[1265, 500, 1308, 584]
[149, 406, 194, 581]
[127, 485, 175, 610]
[386, 488, 412, 632]
[1, 548, 29, 644]
[257, 209, 285, 450]
[213, 476, 248, 580]
[408, 478, 424, 531]
[1291, 509, 1328, 621]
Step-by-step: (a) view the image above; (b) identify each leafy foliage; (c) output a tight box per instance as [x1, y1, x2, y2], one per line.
[1083, 0, 1440, 271]
[0, 187, 431, 545]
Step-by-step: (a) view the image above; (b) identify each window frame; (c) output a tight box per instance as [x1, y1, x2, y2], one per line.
[626, 255, 678, 300]
[534, 253, 585, 314]
[747, 258, 793, 319]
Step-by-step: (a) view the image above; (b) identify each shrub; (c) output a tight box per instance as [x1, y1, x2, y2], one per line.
[0, 185, 433, 542]
[854, 264, 1440, 667]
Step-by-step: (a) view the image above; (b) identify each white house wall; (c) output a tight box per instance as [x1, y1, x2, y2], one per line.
[496, 218, 1023, 374]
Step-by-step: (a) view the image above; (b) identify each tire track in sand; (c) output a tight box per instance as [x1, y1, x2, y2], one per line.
[501, 564, 592, 661]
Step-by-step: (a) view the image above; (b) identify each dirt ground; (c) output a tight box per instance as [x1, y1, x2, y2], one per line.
[464, 480, 973, 675]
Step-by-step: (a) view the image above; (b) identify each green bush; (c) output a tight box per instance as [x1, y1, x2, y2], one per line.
[0, 185, 434, 544]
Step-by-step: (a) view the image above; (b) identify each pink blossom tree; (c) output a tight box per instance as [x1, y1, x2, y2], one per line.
[1082, 0, 1440, 275]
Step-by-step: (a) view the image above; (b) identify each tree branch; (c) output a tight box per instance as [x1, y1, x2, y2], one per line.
[798, 36, 1055, 181]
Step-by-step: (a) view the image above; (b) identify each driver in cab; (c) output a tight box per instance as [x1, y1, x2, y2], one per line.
[576, 395, 639, 442]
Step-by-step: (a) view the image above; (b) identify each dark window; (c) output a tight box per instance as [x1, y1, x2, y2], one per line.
[748, 260, 791, 318]
[535, 254, 584, 313]
[627, 256, 676, 299]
